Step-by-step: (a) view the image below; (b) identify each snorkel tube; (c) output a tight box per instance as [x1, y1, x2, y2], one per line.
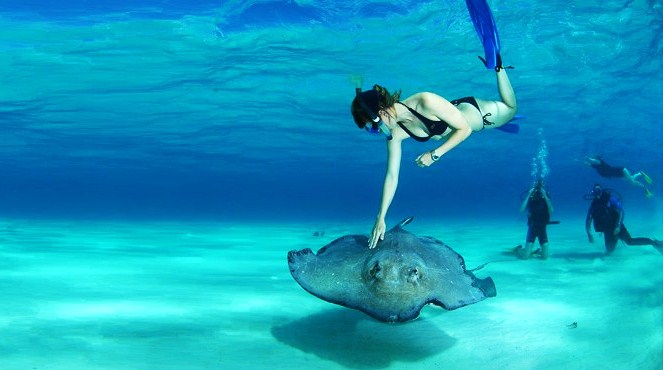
[355, 88, 393, 140]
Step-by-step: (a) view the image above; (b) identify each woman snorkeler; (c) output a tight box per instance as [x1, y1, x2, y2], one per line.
[351, 0, 518, 249]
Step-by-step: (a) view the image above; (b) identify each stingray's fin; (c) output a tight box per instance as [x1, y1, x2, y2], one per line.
[653, 243, 663, 255]
[474, 276, 497, 297]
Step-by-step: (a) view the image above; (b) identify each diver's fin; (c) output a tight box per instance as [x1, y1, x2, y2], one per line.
[466, 0, 501, 70]
[496, 123, 519, 133]
[641, 171, 652, 184]
[494, 115, 524, 134]
[509, 114, 525, 121]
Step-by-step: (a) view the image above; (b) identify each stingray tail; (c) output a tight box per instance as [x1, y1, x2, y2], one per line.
[397, 216, 414, 228]
[469, 259, 514, 272]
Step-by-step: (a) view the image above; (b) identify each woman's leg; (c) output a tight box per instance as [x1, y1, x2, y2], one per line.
[496, 69, 517, 110]
[476, 69, 517, 126]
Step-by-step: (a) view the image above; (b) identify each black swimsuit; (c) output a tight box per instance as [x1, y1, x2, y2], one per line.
[396, 97, 495, 142]
[591, 159, 625, 178]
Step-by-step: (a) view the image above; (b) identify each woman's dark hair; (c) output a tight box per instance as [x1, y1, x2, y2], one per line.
[350, 84, 401, 128]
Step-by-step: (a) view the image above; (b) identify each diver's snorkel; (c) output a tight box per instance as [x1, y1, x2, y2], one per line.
[355, 88, 393, 140]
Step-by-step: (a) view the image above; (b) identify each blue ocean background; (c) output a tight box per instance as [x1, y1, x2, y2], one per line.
[2, 0, 660, 222]
[0, 2, 662, 369]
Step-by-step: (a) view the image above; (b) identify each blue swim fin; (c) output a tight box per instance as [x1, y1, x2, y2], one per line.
[496, 123, 519, 133]
[466, 0, 501, 70]
[495, 115, 524, 134]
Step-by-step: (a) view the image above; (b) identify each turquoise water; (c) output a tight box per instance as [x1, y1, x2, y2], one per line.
[1, 1, 662, 369]
[1, 218, 661, 369]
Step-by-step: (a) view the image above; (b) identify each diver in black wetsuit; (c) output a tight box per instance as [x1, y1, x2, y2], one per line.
[583, 156, 653, 197]
[516, 180, 553, 260]
[585, 184, 662, 255]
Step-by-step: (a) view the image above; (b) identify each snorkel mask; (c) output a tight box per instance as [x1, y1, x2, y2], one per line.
[355, 88, 393, 140]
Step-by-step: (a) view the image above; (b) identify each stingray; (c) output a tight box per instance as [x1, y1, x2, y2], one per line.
[287, 217, 496, 322]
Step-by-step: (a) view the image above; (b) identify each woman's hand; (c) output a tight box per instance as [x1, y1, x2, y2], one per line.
[415, 151, 438, 168]
[368, 218, 386, 249]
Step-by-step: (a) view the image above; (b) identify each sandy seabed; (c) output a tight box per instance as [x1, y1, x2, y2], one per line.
[0, 217, 661, 370]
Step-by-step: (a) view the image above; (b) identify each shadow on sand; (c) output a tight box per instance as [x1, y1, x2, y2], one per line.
[272, 308, 455, 369]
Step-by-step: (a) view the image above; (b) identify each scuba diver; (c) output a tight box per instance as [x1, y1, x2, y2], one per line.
[515, 180, 554, 260]
[583, 155, 653, 198]
[585, 184, 662, 255]
[353, 0, 519, 248]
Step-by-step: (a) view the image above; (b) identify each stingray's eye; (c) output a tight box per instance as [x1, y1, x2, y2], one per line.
[407, 267, 421, 284]
[369, 262, 381, 277]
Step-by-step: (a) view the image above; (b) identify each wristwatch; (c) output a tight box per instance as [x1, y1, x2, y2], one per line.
[430, 151, 440, 161]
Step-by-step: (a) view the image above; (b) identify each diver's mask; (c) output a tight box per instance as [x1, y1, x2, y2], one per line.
[356, 88, 392, 140]
[592, 186, 603, 198]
